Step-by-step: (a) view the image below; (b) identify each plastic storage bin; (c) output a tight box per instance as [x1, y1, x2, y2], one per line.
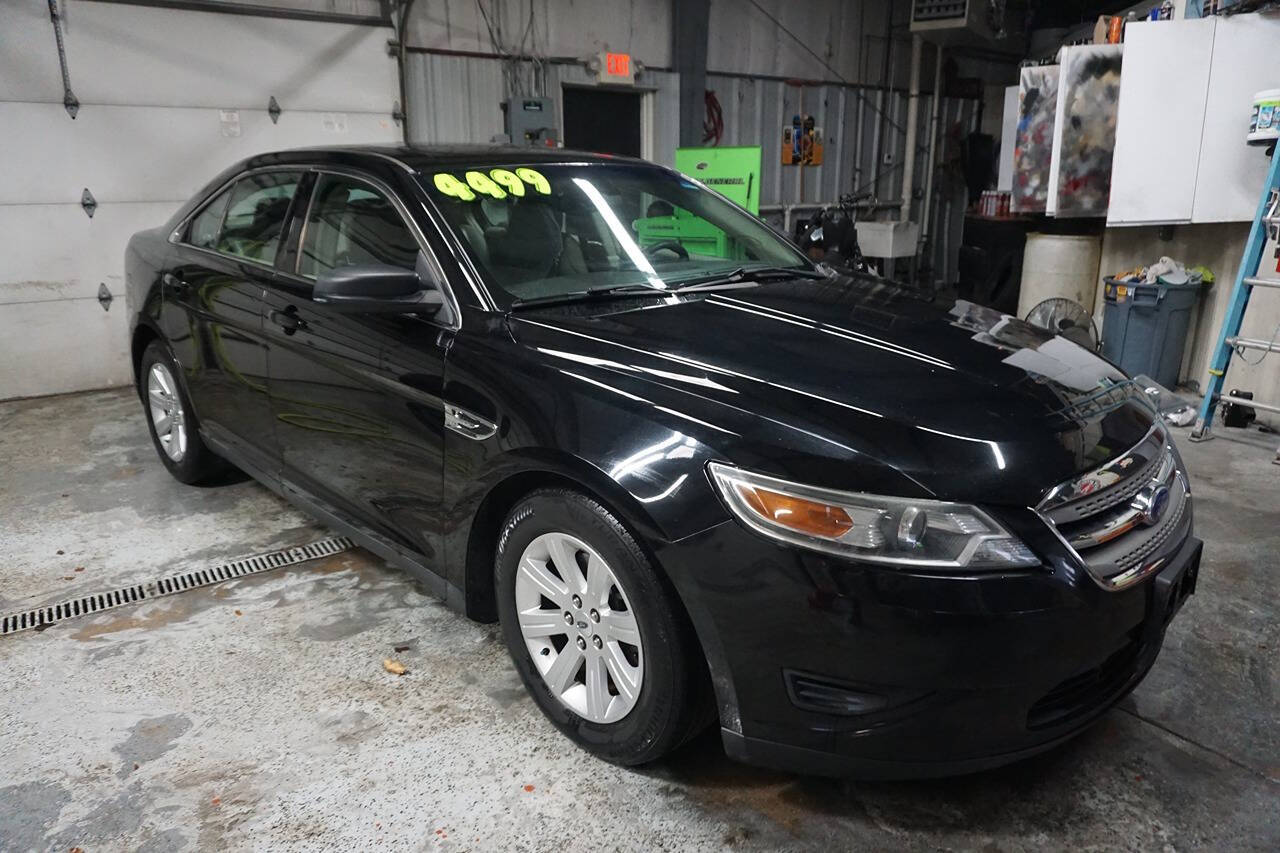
[1100, 277, 1199, 388]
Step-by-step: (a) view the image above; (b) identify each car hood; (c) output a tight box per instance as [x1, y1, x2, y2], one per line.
[506, 275, 1157, 506]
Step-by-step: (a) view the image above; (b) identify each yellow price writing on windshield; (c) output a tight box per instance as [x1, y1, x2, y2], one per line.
[515, 167, 551, 195]
[488, 168, 525, 197]
[433, 173, 475, 201]
[465, 170, 506, 199]
[432, 168, 550, 201]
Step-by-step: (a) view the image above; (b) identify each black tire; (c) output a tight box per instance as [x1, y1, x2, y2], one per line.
[138, 339, 227, 484]
[496, 488, 713, 766]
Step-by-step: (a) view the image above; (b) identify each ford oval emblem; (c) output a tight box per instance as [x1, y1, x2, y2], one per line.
[1133, 484, 1171, 527]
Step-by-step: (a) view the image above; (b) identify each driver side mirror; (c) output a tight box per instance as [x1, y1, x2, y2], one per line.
[313, 252, 451, 320]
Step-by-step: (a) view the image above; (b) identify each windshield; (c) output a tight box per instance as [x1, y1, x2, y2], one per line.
[420, 162, 810, 307]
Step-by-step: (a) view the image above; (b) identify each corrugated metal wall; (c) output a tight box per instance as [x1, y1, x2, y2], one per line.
[706, 73, 979, 283]
[725, 79, 972, 212]
[406, 53, 506, 143]
[406, 52, 680, 168]
[404, 53, 977, 285]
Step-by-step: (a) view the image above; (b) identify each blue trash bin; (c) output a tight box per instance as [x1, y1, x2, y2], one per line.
[1100, 277, 1200, 388]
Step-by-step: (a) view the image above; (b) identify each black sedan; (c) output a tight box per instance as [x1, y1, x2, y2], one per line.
[125, 145, 1200, 778]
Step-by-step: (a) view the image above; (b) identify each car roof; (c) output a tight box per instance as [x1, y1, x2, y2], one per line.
[241, 144, 653, 172]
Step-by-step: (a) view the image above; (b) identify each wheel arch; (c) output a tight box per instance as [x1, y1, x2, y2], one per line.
[457, 450, 672, 623]
[130, 321, 163, 391]
[458, 454, 725, 729]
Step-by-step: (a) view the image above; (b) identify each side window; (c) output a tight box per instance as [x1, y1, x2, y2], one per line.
[299, 174, 419, 278]
[187, 188, 231, 249]
[214, 172, 302, 264]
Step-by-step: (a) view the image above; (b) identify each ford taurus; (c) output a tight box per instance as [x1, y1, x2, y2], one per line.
[125, 145, 1201, 777]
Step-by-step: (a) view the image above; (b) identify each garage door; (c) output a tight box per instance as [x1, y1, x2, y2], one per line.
[0, 2, 400, 400]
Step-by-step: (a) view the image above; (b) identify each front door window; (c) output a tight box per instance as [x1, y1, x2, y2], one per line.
[299, 175, 419, 278]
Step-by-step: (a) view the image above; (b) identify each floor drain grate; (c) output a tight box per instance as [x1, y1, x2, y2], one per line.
[0, 536, 354, 637]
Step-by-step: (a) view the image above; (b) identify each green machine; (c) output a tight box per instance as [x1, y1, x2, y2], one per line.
[634, 146, 763, 262]
[675, 145, 761, 214]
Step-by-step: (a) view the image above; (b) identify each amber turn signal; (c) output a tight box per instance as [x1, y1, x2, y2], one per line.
[733, 482, 854, 539]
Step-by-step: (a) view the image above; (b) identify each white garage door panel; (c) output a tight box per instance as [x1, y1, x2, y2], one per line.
[2, 4, 401, 399]
[1, 3, 395, 113]
[0, 202, 178, 289]
[0, 297, 132, 400]
[0, 103, 400, 205]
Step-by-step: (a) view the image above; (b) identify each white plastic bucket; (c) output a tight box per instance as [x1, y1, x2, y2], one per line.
[1249, 89, 1280, 146]
[1017, 233, 1102, 319]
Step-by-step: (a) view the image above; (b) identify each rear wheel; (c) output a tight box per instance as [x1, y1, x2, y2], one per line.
[496, 489, 712, 765]
[139, 340, 226, 484]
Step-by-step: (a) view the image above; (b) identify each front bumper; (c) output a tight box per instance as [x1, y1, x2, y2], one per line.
[657, 501, 1200, 779]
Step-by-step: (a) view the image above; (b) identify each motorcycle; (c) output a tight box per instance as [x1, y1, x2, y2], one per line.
[793, 192, 876, 276]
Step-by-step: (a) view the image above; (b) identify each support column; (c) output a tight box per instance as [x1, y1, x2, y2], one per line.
[673, 0, 710, 149]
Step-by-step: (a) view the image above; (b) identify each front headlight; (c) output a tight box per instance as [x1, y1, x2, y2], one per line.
[708, 462, 1039, 570]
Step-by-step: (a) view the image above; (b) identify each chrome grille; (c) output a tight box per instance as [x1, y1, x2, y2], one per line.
[1038, 426, 1191, 590]
[1053, 449, 1164, 523]
[1040, 426, 1168, 525]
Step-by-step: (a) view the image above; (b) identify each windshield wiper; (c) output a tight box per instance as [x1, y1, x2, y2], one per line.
[667, 265, 827, 289]
[506, 267, 825, 311]
[508, 283, 668, 310]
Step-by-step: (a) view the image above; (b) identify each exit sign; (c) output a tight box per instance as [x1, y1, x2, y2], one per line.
[596, 51, 635, 85]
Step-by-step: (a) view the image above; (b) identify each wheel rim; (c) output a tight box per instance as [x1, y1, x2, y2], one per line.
[147, 363, 187, 462]
[514, 531, 644, 724]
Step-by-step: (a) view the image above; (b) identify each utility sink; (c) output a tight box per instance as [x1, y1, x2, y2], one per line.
[855, 220, 920, 258]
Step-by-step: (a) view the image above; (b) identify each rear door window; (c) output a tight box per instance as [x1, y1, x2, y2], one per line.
[187, 188, 231, 250]
[215, 172, 303, 265]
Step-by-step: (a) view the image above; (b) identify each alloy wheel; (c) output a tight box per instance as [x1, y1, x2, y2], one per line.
[147, 362, 187, 462]
[514, 531, 644, 724]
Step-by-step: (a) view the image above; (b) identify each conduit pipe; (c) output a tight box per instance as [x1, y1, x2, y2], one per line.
[899, 33, 923, 223]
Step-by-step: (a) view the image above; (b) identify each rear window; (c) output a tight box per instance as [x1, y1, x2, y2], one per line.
[213, 172, 302, 264]
[187, 189, 230, 250]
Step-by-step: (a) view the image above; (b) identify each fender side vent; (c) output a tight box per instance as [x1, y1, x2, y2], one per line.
[0, 536, 354, 637]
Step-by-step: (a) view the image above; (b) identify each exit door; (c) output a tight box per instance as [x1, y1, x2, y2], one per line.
[562, 87, 642, 157]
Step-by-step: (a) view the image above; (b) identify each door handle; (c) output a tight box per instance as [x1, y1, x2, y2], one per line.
[162, 273, 190, 296]
[269, 307, 308, 335]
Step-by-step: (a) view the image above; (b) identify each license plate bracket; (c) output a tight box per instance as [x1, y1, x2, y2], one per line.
[1153, 539, 1202, 625]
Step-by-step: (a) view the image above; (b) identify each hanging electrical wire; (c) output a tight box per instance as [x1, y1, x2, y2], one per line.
[477, 0, 542, 100]
[702, 91, 724, 146]
[1234, 322, 1280, 365]
[742, 0, 908, 138]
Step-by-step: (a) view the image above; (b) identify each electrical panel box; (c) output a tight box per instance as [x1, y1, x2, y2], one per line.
[503, 98, 558, 147]
[675, 146, 761, 214]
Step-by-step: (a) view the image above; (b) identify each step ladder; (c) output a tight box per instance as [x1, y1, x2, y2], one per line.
[1190, 149, 1280, 463]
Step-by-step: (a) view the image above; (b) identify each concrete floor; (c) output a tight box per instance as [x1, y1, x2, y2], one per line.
[1, 387, 1277, 852]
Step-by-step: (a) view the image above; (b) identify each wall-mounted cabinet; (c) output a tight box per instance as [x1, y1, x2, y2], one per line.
[1108, 14, 1280, 227]
[1191, 14, 1280, 223]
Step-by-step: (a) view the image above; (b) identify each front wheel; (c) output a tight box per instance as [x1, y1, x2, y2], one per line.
[495, 489, 712, 765]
